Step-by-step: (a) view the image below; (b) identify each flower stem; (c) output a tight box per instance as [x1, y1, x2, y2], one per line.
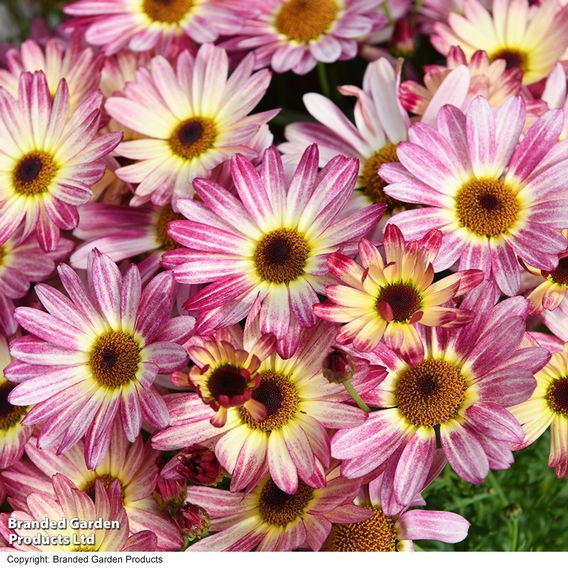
[317, 62, 332, 99]
[382, 0, 394, 25]
[343, 380, 371, 412]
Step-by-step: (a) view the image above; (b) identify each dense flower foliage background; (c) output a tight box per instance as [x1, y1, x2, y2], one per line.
[0, 0, 568, 553]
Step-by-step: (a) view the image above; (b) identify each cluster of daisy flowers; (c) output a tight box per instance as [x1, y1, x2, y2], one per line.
[0, 0, 568, 553]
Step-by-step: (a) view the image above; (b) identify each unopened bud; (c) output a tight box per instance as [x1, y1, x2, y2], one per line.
[390, 17, 415, 57]
[177, 445, 222, 485]
[322, 348, 355, 384]
[177, 503, 210, 539]
[154, 476, 185, 509]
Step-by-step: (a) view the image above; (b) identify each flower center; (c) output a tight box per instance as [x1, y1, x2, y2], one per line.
[546, 377, 568, 416]
[207, 364, 249, 403]
[12, 151, 57, 196]
[377, 283, 422, 322]
[239, 371, 298, 432]
[89, 331, 141, 389]
[83, 474, 125, 502]
[254, 229, 310, 284]
[0, 383, 28, 431]
[491, 48, 527, 72]
[361, 144, 401, 208]
[327, 505, 399, 552]
[258, 478, 314, 527]
[142, 0, 194, 24]
[274, 0, 339, 42]
[548, 257, 568, 286]
[455, 177, 520, 237]
[155, 205, 185, 251]
[169, 117, 217, 161]
[395, 359, 467, 427]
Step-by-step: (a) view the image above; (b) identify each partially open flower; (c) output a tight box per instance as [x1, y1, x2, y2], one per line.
[322, 348, 355, 385]
[177, 503, 210, 540]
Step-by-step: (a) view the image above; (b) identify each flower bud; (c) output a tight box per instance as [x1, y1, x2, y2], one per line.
[390, 17, 415, 57]
[177, 444, 222, 485]
[322, 348, 355, 384]
[177, 503, 210, 540]
[154, 476, 185, 509]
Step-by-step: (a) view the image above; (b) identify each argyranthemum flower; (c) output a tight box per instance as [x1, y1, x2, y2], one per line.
[0, 230, 73, 337]
[163, 145, 384, 338]
[63, 0, 247, 55]
[70, 203, 185, 269]
[222, 0, 387, 75]
[511, 338, 568, 478]
[1, 426, 183, 550]
[381, 96, 568, 296]
[152, 320, 368, 494]
[332, 284, 549, 496]
[186, 468, 371, 551]
[5, 249, 194, 469]
[324, 474, 469, 551]
[431, 0, 568, 85]
[0, 474, 157, 551]
[0, 71, 122, 252]
[0, 335, 32, 469]
[105, 44, 276, 206]
[314, 226, 483, 355]
[0, 35, 103, 113]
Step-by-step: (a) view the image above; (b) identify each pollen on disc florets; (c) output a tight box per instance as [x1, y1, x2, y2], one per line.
[155, 205, 185, 251]
[546, 377, 568, 416]
[12, 151, 58, 196]
[169, 117, 217, 160]
[274, 0, 339, 43]
[89, 331, 141, 389]
[0, 383, 28, 431]
[258, 478, 314, 527]
[361, 144, 401, 207]
[455, 177, 520, 237]
[395, 359, 467, 427]
[143, 0, 194, 24]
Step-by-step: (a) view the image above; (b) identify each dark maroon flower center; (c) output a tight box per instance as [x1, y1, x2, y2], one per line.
[208, 365, 249, 400]
[549, 257, 568, 285]
[547, 377, 568, 415]
[0, 383, 28, 431]
[258, 478, 314, 527]
[377, 283, 422, 321]
[12, 151, 57, 196]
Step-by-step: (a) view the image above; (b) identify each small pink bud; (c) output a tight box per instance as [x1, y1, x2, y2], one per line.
[177, 445, 222, 485]
[177, 503, 210, 539]
[322, 348, 355, 384]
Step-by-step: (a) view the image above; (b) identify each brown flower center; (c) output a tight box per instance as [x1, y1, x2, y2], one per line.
[239, 371, 298, 432]
[361, 144, 401, 208]
[89, 331, 141, 389]
[258, 478, 314, 527]
[549, 257, 568, 286]
[142, 0, 194, 24]
[395, 359, 467, 427]
[169, 117, 217, 160]
[0, 383, 28, 431]
[208, 365, 249, 402]
[546, 377, 568, 416]
[12, 151, 57, 196]
[83, 474, 125, 503]
[491, 48, 527, 72]
[254, 229, 310, 284]
[275, 0, 339, 42]
[377, 283, 422, 322]
[455, 177, 520, 237]
[155, 205, 185, 251]
[327, 505, 399, 552]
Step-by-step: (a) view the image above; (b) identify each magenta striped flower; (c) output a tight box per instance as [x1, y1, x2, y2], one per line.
[222, 0, 387, 75]
[1, 426, 182, 550]
[186, 468, 371, 551]
[0, 71, 121, 252]
[332, 283, 549, 494]
[5, 250, 194, 470]
[381, 96, 568, 296]
[0, 474, 157, 552]
[63, 0, 248, 55]
[163, 145, 385, 338]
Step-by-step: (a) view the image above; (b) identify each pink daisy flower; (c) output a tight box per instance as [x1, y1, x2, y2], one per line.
[0, 335, 33, 469]
[381, 96, 568, 296]
[314, 226, 483, 356]
[0, 71, 122, 252]
[163, 145, 384, 338]
[63, 0, 248, 55]
[105, 44, 277, 206]
[5, 249, 194, 469]
[325, 473, 469, 551]
[0, 230, 73, 337]
[1, 426, 182, 550]
[222, 0, 387, 75]
[332, 284, 549, 497]
[186, 467, 371, 551]
[0, 34, 103, 113]
[0, 474, 157, 552]
[152, 320, 374, 494]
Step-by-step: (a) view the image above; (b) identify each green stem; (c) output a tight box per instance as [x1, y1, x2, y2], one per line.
[487, 471, 508, 508]
[317, 62, 332, 99]
[343, 380, 371, 412]
[510, 516, 519, 552]
[382, 0, 394, 25]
